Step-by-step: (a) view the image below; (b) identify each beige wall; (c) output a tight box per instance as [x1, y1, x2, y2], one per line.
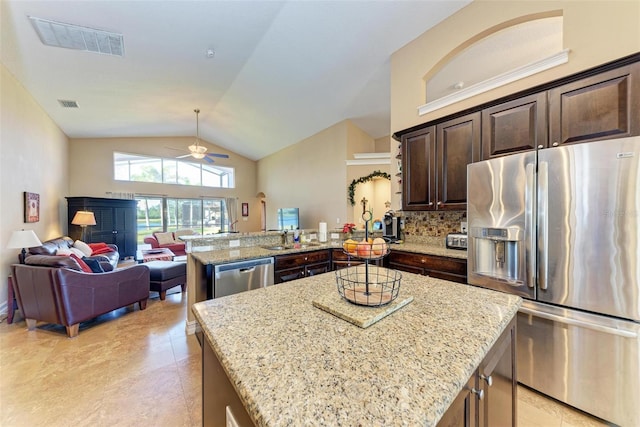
[1, 63, 69, 313]
[68, 137, 260, 232]
[257, 121, 349, 231]
[390, 0, 640, 209]
[257, 119, 393, 231]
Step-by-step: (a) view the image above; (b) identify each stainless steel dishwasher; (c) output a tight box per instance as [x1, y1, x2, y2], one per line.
[213, 257, 274, 298]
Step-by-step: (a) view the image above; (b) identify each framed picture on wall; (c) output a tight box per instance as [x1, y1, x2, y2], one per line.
[24, 192, 40, 223]
[242, 203, 249, 217]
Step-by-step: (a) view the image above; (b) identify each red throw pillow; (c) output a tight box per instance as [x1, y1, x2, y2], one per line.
[69, 253, 93, 273]
[88, 242, 108, 251]
[91, 247, 114, 255]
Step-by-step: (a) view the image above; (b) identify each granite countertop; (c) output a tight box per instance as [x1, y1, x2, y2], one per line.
[189, 240, 466, 266]
[192, 272, 521, 426]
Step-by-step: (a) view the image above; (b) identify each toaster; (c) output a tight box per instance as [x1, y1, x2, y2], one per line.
[446, 233, 468, 250]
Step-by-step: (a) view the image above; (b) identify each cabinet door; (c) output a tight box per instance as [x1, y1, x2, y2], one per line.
[438, 374, 477, 427]
[549, 62, 640, 145]
[402, 126, 436, 210]
[306, 262, 330, 277]
[478, 317, 516, 427]
[436, 113, 481, 210]
[113, 206, 137, 258]
[482, 93, 547, 159]
[275, 267, 305, 283]
[88, 207, 116, 244]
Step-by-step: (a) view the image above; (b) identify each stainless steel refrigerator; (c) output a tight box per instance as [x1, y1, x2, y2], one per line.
[467, 136, 640, 426]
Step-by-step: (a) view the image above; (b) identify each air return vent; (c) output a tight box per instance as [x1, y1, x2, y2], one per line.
[58, 99, 79, 108]
[29, 16, 124, 57]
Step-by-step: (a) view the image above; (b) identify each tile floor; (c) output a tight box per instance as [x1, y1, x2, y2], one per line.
[0, 289, 612, 427]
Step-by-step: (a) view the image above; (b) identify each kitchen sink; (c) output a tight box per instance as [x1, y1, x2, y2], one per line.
[262, 242, 323, 251]
[262, 245, 292, 251]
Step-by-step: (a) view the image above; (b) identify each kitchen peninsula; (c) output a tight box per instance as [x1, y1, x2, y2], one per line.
[192, 270, 521, 426]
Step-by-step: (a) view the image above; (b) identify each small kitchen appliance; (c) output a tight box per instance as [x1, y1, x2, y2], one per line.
[445, 232, 467, 250]
[382, 212, 401, 242]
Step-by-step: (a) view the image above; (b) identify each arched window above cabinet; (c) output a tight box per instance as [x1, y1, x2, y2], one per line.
[419, 14, 568, 115]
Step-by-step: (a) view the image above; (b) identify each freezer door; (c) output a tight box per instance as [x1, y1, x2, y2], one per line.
[467, 151, 536, 298]
[537, 136, 640, 320]
[517, 300, 640, 427]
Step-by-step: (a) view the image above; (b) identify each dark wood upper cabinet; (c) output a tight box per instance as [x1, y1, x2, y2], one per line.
[402, 126, 436, 210]
[481, 92, 547, 159]
[549, 62, 640, 145]
[437, 112, 481, 210]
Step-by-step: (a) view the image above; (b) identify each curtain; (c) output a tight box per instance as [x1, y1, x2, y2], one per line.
[225, 197, 238, 231]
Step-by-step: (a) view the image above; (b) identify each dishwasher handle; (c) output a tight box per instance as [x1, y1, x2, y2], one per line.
[239, 267, 256, 274]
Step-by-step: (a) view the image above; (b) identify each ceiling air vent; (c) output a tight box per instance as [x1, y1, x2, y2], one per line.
[58, 99, 79, 108]
[29, 16, 124, 57]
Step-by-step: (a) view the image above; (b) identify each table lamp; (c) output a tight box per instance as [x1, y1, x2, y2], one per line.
[71, 210, 96, 241]
[7, 229, 43, 263]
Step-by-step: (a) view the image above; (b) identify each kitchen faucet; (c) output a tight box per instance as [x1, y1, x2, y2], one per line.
[281, 230, 288, 245]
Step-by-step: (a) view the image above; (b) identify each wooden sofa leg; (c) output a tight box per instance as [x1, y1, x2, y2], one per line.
[160, 290, 167, 301]
[66, 324, 79, 338]
[139, 299, 148, 310]
[25, 318, 37, 331]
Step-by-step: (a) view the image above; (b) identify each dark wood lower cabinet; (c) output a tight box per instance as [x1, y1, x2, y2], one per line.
[274, 250, 331, 283]
[203, 335, 254, 427]
[438, 317, 517, 427]
[387, 250, 467, 284]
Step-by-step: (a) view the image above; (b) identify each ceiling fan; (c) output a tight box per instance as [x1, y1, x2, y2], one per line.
[168, 109, 229, 164]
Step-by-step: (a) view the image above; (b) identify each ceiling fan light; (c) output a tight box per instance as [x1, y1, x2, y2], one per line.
[191, 152, 206, 159]
[188, 144, 207, 154]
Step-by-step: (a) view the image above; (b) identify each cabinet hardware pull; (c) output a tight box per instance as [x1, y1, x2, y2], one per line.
[552, 142, 559, 147]
[471, 388, 484, 400]
[480, 374, 492, 386]
[437, 201, 442, 206]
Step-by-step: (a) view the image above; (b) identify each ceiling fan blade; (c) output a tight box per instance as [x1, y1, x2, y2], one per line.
[207, 153, 229, 159]
[203, 156, 215, 164]
[176, 154, 191, 159]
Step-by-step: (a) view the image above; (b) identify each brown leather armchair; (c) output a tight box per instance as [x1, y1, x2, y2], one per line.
[11, 263, 150, 337]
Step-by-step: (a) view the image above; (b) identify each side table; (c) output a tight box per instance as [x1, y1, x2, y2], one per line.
[7, 275, 18, 324]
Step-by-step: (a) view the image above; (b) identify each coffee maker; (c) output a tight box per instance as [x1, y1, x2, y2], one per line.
[383, 212, 402, 242]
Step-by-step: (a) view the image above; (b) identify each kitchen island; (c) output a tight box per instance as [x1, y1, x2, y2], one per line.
[192, 270, 521, 426]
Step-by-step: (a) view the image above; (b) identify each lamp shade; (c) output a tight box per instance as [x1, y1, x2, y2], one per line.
[7, 229, 42, 249]
[71, 211, 96, 226]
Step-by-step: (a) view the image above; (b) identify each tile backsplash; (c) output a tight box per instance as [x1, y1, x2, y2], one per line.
[402, 211, 467, 241]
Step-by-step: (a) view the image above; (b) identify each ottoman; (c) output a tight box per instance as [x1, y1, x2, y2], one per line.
[146, 261, 187, 300]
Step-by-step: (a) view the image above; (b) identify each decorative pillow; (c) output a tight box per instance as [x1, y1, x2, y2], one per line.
[154, 232, 175, 246]
[69, 253, 93, 273]
[82, 257, 105, 273]
[91, 247, 114, 255]
[56, 248, 72, 256]
[88, 242, 108, 251]
[174, 229, 195, 238]
[73, 240, 93, 257]
[69, 247, 86, 258]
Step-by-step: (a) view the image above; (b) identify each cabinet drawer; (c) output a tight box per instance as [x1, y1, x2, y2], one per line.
[275, 250, 330, 270]
[389, 251, 467, 281]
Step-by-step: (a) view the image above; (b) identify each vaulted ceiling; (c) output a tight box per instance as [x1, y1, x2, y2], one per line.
[1, 1, 470, 160]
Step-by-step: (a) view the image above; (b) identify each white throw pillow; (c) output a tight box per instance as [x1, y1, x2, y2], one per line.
[154, 232, 175, 246]
[56, 248, 72, 256]
[70, 247, 86, 258]
[73, 240, 93, 257]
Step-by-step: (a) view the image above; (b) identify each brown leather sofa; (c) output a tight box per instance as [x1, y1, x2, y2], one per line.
[27, 236, 120, 271]
[11, 262, 150, 338]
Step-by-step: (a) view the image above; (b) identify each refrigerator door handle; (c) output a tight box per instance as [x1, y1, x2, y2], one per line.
[519, 306, 639, 338]
[538, 161, 549, 290]
[525, 163, 536, 289]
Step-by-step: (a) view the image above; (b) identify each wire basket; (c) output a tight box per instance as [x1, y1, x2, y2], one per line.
[335, 265, 402, 307]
